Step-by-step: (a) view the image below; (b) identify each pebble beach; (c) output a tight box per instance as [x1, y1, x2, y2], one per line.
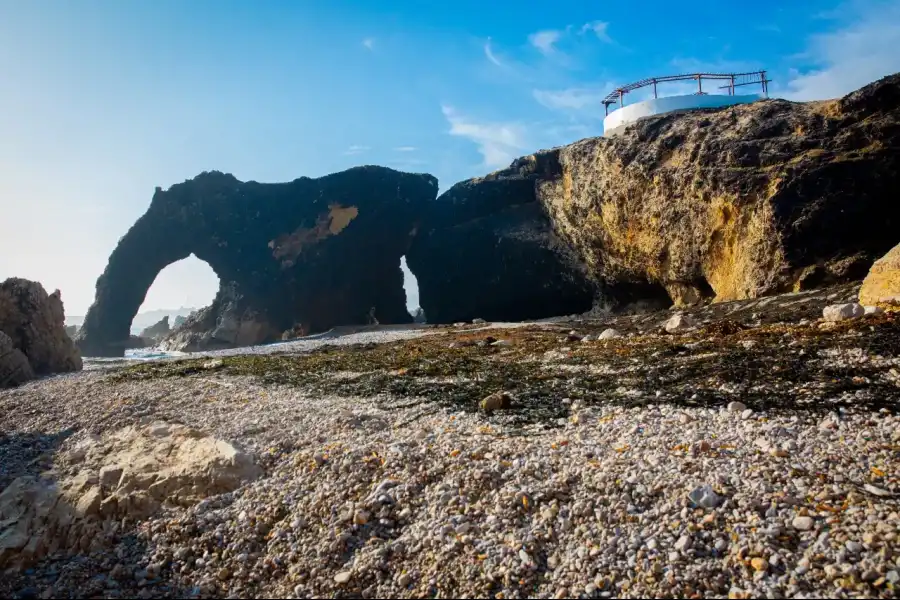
[2, 284, 899, 599]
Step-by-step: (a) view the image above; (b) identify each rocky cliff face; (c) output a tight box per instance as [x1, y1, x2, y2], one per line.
[76, 167, 438, 356]
[0, 278, 82, 386]
[534, 73, 900, 305]
[138, 316, 170, 341]
[407, 154, 596, 324]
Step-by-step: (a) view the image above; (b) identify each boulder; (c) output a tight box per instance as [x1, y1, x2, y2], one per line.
[0, 278, 82, 385]
[138, 315, 170, 341]
[0, 331, 34, 387]
[76, 167, 438, 356]
[531, 73, 900, 305]
[859, 242, 900, 306]
[0, 422, 261, 570]
[407, 154, 595, 324]
[64, 325, 78, 338]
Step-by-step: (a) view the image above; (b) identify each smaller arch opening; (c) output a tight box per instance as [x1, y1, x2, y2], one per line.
[401, 255, 424, 322]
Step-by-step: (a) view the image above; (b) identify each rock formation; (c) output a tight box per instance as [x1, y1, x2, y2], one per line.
[138, 315, 170, 341]
[532, 73, 900, 305]
[406, 154, 596, 324]
[76, 167, 438, 356]
[64, 325, 78, 338]
[0, 278, 82, 387]
[0, 331, 34, 387]
[0, 422, 261, 569]
[859, 242, 900, 306]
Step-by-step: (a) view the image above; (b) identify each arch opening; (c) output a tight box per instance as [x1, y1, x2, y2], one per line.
[133, 255, 220, 337]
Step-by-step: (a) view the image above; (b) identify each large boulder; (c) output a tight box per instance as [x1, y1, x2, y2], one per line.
[76, 167, 438, 356]
[0, 422, 261, 570]
[407, 154, 596, 324]
[859, 242, 900, 306]
[530, 73, 900, 305]
[0, 278, 82, 386]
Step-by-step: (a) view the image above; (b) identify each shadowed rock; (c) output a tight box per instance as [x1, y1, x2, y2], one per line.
[407, 153, 596, 324]
[76, 167, 438, 356]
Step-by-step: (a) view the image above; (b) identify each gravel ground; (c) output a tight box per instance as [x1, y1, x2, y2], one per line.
[2, 284, 899, 599]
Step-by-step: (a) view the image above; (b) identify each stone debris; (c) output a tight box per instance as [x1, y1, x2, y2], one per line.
[822, 302, 865, 322]
[664, 313, 695, 334]
[597, 328, 622, 340]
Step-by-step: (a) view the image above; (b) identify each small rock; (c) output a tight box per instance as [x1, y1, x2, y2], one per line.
[353, 510, 370, 525]
[99, 465, 124, 489]
[480, 391, 513, 414]
[334, 571, 352, 584]
[864, 305, 884, 316]
[490, 339, 512, 347]
[598, 328, 622, 340]
[846, 541, 863, 553]
[863, 483, 892, 497]
[822, 303, 864, 322]
[674, 534, 692, 551]
[472, 318, 486, 325]
[741, 408, 754, 420]
[664, 314, 695, 334]
[202, 359, 224, 370]
[727, 401, 747, 413]
[792, 515, 814, 531]
[688, 484, 722, 508]
[751, 557, 768, 572]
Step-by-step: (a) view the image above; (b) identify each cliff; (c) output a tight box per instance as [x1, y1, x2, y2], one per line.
[534, 73, 900, 305]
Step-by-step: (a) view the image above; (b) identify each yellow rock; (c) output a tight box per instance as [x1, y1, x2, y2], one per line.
[860, 243, 900, 306]
[751, 557, 768, 572]
[480, 391, 513, 414]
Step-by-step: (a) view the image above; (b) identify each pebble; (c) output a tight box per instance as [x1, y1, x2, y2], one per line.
[727, 401, 747, 413]
[334, 572, 352, 584]
[792, 516, 814, 531]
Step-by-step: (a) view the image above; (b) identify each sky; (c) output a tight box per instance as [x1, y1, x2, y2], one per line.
[2, 0, 899, 318]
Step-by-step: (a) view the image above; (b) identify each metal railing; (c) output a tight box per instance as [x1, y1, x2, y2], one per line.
[602, 71, 771, 115]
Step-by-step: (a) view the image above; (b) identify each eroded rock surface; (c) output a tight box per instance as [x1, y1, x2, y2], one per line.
[535, 73, 900, 305]
[0, 422, 260, 569]
[76, 167, 438, 356]
[0, 278, 82, 385]
[859, 242, 900, 306]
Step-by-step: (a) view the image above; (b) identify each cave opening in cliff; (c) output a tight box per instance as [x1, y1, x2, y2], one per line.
[607, 280, 674, 314]
[134, 255, 219, 337]
[400, 255, 423, 321]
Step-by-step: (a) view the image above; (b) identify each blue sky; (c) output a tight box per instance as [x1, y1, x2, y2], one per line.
[2, 0, 899, 317]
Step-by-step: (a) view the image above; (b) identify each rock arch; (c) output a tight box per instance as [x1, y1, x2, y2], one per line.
[76, 168, 438, 357]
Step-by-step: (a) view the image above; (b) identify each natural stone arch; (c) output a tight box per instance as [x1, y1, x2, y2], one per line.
[77, 168, 438, 356]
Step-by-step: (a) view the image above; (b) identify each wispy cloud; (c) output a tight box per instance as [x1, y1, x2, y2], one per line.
[533, 87, 610, 113]
[344, 145, 371, 155]
[441, 105, 528, 169]
[580, 21, 613, 43]
[393, 146, 418, 152]
[484, 38, 504, 67]
[782, 0, 900, 100]
[528, 30, 562, 55]
[362, 38, 375, 51]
